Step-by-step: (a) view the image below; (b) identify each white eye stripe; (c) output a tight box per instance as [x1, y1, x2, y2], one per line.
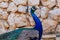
[32, 8, 35, 10]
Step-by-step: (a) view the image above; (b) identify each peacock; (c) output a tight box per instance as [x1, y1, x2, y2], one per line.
[0, 6, 43, 40]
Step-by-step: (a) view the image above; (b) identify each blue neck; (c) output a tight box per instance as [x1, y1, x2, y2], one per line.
[30, 10, 43, 40]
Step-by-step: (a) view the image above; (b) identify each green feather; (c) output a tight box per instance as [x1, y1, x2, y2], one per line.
[0, 28, 34, 40]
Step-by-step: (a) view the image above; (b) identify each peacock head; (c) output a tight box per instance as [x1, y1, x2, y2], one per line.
[31, 6, 37, 13]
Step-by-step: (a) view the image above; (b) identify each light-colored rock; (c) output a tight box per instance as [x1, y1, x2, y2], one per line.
[40, 6, 49, 18]
[39, 18, 43, 22]
[0, 8, 8, 19]
[18, 5, 27, 13]
[42, 19, 58, 33]
[27, 15, 35, 26]
[7, 2, 17, 12]
[13, 0, 27, 5]
[7, 12, 16, 31]
[3, 0, 9, 2]
[41, 0, 56, 8]
[28, 0, 40, 6]
[0, 0, 3, 2]
[0, 2, 8, 8]
[57, 0, 60, 8]
[49, 8, 60, 22]
[14, 13, 28, 27]
[8, 12, 28, 30]
[56, 25, 60, 33]
[0, 20, 9, 34]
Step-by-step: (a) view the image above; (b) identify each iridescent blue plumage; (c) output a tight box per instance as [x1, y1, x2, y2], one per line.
[30, 6, 43, 40]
